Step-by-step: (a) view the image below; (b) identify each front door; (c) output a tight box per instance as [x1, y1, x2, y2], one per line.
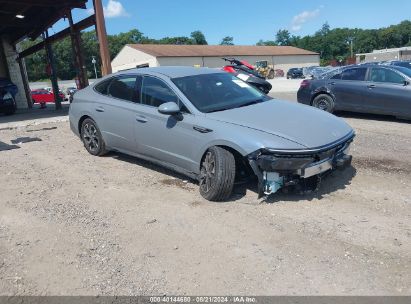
[363, 67, 411, 116]
[133, 75, 202, 173]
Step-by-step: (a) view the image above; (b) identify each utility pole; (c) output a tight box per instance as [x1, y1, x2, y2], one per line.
[347, 37, 354, 58]
[92, 56, 98, 79]
[93, 0, 112, 76]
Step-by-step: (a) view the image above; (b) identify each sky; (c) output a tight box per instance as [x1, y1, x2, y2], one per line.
[51, 0, 411, 45]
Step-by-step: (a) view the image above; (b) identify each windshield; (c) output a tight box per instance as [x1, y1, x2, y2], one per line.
[172, 73, 271, 113]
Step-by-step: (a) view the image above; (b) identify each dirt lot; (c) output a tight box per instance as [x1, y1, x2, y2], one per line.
[0, 97, 410, 295]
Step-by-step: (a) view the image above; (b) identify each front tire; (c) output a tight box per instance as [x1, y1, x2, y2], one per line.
[312, 94, 335, 113]
[81, 118, 107, 156]
[199, 146, 236, 202]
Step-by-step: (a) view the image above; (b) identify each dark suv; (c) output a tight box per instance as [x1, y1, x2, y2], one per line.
[287, 68, 304, 79]
[0, 78, 18, 115]
[297, 65, 411, 119]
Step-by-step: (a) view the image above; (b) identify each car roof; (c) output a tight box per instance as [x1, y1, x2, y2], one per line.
[116, 66, 222, 78]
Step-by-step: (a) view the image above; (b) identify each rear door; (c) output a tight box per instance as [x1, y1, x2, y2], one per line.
[328, 67, 368, 110]
[91, 75, 141, 153]
[363, 67, 410, 116]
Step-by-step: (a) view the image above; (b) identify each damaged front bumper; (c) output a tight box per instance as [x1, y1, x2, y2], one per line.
[248, 132, 355, 197]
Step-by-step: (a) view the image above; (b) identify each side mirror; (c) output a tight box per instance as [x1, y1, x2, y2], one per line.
[158, 102, 180, 115]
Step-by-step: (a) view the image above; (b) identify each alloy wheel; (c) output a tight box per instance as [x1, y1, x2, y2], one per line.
[200, 151, 216, 193]
[82, 123, 99, 153]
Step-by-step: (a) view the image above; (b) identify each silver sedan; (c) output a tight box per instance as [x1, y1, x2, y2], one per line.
[69, 67, 354, 201]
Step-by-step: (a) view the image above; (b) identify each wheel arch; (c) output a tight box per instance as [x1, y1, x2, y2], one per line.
[197, 141, 252, 177]
[78, 114, 92, 134]
[311, 89, 335, 106]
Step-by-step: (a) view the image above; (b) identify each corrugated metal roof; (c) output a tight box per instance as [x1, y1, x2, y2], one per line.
[127, 44, 318, 57]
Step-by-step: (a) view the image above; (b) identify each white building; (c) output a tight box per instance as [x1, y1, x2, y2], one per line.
[356, 46, 411, 63]
[111, 44, 320, 73]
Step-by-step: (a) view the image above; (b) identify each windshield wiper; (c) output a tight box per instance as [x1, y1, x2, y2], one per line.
[207, 106, 235, 113]
[238, 99, 264, 108]
[207, 99, 266, 113]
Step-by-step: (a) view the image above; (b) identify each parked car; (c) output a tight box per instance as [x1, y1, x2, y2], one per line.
[304, 66, 337, 79]
[297, 65, 411, 119]
[274, 69, 284, 77]
[383, 60, 411, 70]
[0, 77, 18, 115]
[287, 68, 304, 79]
[31, 89, 65, 104]
[65, 87, 78, 103]
[69, 67, 354, 201]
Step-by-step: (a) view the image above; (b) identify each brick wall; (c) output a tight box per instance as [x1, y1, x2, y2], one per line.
[1, 37, 28, 109]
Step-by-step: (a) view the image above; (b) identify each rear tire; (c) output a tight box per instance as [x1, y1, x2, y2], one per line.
[312, 94, 335, 113]
[4, 108, 16, 115]
[80, 118, 107, 156]
[268, 70, 275, 79]
[4, 98, 16, 115]
[199, 146, 236, 202]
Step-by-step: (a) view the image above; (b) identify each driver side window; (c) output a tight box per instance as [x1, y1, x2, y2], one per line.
[141, 76, 179, 107]
[141, 76, 189, 112]
[370, 68, 405, 84]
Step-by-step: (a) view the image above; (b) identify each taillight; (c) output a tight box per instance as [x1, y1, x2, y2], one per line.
[300, 79, 310, 88]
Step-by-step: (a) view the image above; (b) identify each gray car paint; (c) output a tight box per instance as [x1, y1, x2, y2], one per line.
[69, 67, 354, 178]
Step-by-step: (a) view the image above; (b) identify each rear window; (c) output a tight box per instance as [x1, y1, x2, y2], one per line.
[341, 68, 367, 81]
[94, 79, 110, 95]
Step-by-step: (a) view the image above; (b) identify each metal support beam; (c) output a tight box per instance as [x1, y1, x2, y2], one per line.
[93, 0, 112, 76]
[43, 31, 62, 110]
[67, 10, 88, 89]
[0, 0, 86, 8]
[18, 15, 95, 59]
[16, 56, 32, 109]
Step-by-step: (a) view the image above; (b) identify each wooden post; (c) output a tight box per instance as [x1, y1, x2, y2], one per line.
[67, 10, 89, 89]
[43, 31, 62, 110]
[93, 0, 112, 76]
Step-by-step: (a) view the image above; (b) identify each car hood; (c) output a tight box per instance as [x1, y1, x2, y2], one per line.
[206, 99, 353, 149]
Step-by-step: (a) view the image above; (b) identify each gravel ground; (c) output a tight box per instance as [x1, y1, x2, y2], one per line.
[0, 96, 410, 296]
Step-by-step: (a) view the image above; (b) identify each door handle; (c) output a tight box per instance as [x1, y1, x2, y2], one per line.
[367, 84, 376, 89]
[95, 107, 105, 112]
[136, 115, 148, 123]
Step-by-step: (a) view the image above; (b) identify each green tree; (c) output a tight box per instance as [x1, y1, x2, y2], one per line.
[190, 30, 208, 45]
[256, 39, 277, 46]
[275, 29, 291, 46]
[316, 22, 331, 36]
[220, 36, 234, 45]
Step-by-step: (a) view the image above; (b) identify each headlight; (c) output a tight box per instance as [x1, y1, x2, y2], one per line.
[2, 92, 12, 101]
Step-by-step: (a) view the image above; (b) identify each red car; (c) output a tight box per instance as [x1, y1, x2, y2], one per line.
[31, 89, 65, 104]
